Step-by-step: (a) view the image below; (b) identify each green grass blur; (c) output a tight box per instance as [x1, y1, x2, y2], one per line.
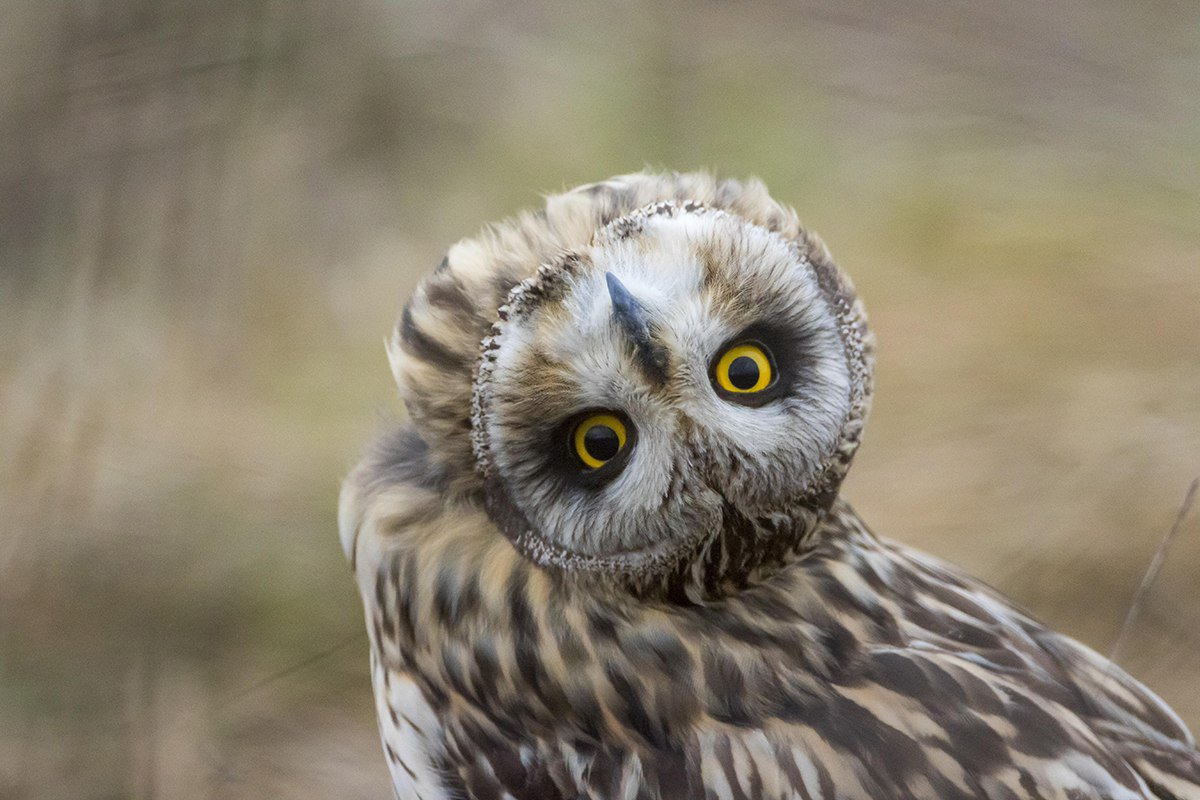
[1, 2, 1198, 797]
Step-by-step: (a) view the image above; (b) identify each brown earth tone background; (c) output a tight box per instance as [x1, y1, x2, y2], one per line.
[1, 2, 1198, 798]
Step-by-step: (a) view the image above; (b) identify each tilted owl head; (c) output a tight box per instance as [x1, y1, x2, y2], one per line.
[389, 172, 873, 598]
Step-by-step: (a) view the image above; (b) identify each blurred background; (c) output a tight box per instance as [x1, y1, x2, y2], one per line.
[1, 1, 1198, 797]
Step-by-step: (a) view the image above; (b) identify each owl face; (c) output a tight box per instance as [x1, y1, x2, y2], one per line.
[472, 201, 866, 583]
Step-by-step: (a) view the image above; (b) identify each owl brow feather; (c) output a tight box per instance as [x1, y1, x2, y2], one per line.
[1106, 477, 1199, 671]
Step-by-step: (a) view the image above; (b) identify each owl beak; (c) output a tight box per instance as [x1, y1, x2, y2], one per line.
[605, 272, 669, 386]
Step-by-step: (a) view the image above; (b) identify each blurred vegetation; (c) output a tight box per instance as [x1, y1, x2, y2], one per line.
[1, 1, 1198, 797]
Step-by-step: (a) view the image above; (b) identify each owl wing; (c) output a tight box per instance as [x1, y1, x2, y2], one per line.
[847, 533, 1200, 800]
[678, 647, 1200, 800]
[1020, 597, 1200, 798]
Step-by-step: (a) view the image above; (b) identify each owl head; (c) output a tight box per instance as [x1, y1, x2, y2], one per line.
[389, 173, 872, 597]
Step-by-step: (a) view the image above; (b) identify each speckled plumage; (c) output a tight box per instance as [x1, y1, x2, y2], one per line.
[340, 172, 1200, 799]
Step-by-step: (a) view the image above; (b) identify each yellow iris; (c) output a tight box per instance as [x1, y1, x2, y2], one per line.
[715, 343, 773, 393]
[572, 413, 627, 469]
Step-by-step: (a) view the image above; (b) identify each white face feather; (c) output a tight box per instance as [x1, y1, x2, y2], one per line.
[473, 202, 855, 574]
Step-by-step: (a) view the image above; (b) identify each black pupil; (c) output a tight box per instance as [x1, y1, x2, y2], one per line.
[728, 355, 760, 390]
[583, 424, 620, 463]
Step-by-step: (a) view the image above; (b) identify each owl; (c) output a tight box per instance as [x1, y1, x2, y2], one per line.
[339, 172, 1200, 799]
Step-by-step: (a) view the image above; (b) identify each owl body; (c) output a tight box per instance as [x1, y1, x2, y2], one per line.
[340, 173, 1200, 799]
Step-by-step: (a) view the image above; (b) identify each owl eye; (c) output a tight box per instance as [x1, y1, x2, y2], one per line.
[572, 413, 628, 470]
[714, 342, 775, 394]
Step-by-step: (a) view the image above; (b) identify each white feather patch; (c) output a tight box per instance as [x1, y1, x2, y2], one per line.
[372, 653, 451, 800]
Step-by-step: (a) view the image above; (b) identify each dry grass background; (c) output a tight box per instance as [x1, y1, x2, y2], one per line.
[1, 1, 1198, 798]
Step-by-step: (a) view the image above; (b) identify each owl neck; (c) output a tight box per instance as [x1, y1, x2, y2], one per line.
[630, 491, 838, 604]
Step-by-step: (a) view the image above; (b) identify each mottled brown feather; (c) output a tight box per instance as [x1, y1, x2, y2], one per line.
[342, 171, 1199, 800]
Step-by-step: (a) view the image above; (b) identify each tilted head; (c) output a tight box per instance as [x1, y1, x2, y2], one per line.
[385, 173, 872, 597]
